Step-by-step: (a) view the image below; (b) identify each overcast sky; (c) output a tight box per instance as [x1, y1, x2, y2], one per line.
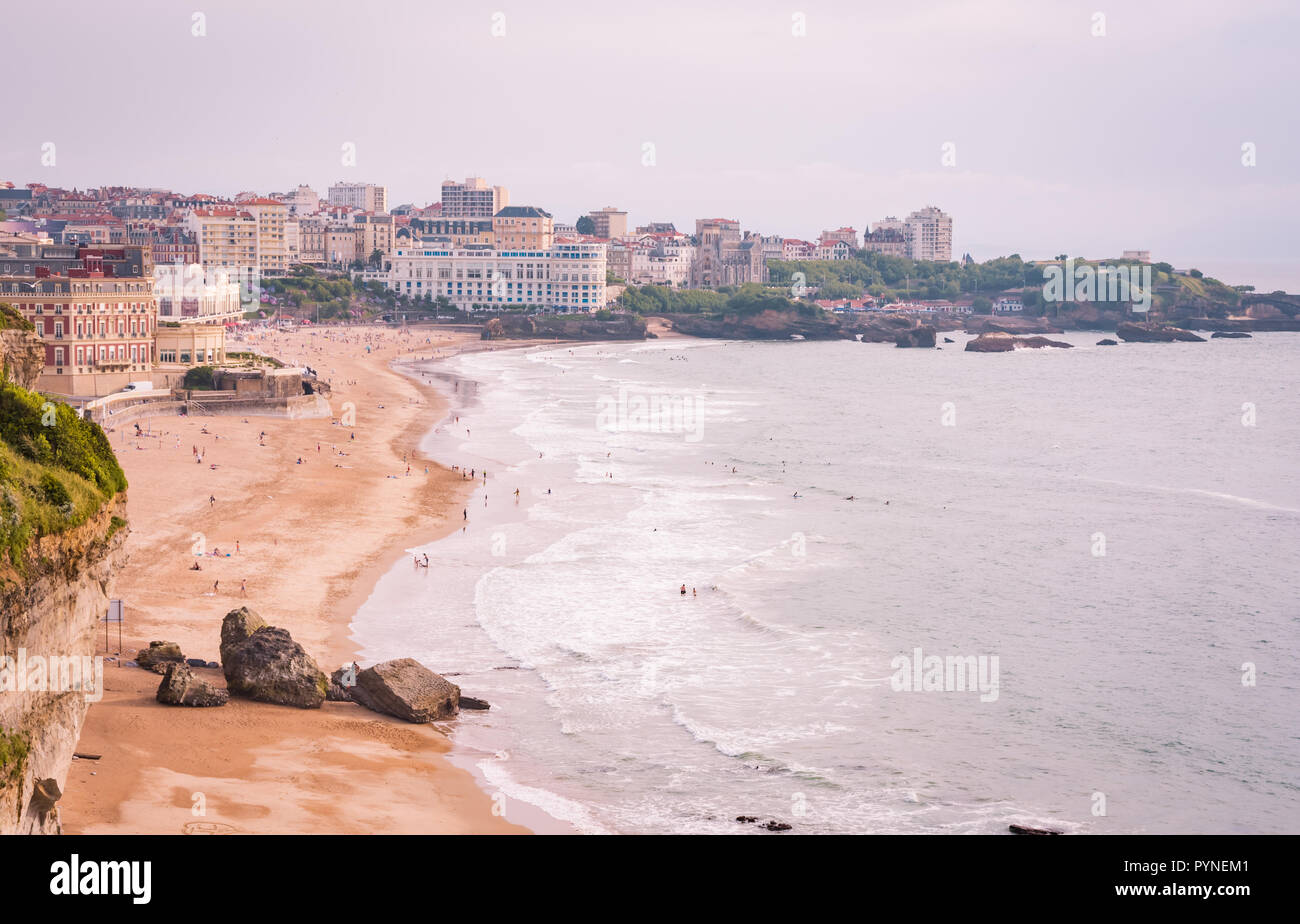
[3, 0, 1297, 289]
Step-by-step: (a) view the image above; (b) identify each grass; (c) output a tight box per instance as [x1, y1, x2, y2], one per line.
[0, 381, 127, 569]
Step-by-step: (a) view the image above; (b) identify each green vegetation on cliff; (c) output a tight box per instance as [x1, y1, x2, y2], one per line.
[0, 728, 30, 786]
[767, 253, 1042, 301]
[0, 382, 127, 568]
[620, 283, 823, 318]
[0, 303, 34, 332]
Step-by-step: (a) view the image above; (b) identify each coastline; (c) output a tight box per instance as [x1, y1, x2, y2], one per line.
[60, 324, 534, 835]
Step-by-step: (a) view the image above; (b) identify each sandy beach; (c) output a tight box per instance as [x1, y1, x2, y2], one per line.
[60, 324, 532, 834]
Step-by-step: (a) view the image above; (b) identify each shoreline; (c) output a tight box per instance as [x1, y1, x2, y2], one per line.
[60, 324, 540, 835]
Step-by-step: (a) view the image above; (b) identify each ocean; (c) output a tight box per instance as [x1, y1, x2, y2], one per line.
[351, 331, 1300, 834]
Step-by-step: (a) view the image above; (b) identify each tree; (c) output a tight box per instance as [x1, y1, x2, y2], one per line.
[369, 249, 384, 268]
[972, 296, 992, 315]
[575, 216, 596, 235]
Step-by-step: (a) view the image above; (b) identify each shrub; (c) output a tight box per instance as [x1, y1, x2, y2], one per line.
[39, 473, 70, 508]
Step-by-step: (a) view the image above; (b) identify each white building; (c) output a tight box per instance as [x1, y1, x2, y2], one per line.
[327, 182, 387, 214]
[153, 263, 245, 324]
[388, 238, 606, 311]
[904, 206, 953, 262]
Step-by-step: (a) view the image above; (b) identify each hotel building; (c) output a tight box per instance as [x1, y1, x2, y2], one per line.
[0, 240, 158, 396]
[388, 238, 606, 311]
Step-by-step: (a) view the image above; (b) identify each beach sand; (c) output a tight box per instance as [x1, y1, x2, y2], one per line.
[60, 324, 531, 834]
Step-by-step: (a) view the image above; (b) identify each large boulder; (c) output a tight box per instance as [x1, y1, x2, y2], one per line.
[349, 658, 460, 723]
[136, 640, 185, 674]
[1116, 321, 1206, 342]
[965, 332, 1073, 353]
[894, 325, 937, 348]
[220, 606, 267, 667]
[222, 627, 327, 709]
[156, 662, 229, 707]
[1210, 331, 1252, 339]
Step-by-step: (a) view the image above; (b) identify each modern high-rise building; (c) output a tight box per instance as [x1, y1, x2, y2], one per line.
[440, 177, 509, 219]
[587, 207, 628, 240]
[903, 206, 953, 262]
[327, 182, 387, 214]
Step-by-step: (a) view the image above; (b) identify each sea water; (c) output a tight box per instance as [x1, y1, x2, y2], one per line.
[351, 331, 1300, 834]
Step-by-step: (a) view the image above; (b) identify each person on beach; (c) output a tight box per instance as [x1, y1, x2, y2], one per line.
[423, 553, 429, 568]
[680, 584, 687, 596]
[240, 580, 247, 597]
[209, 494, 216, 507]
[213, 580, 219, 594]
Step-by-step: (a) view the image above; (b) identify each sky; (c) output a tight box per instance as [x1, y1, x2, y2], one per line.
[3, 0, 1298, 290]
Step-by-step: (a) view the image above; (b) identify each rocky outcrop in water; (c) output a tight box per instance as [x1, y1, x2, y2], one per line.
[965, 332, 1073, 353]
[1116, 321, 1206, 342]
[965, 317, 1065, 335]
[1210, 331, 1252, 339]
[894, 325, 937, 348]
[349, 658, 460, 723]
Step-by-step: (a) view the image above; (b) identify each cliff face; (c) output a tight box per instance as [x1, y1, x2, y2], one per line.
[0, 497, 128, 834]
[0, 328, 44, 389]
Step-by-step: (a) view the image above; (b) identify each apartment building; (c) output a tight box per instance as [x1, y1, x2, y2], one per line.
[587, 207, 628, 240]
[492, 206, 553, 250]
[782, 240, 815, 261]
[861, 227, 908, 257]
[241, 198, 289, 274]
[388, 238, 606, 311]
[353, 213, 395, 265]
[0, 240, 157, 396]
[819, 227, 859, 249]
[904, 206, 953, 262]
[327, 182, 387, 214]
[185, 208, 258, 272]
[440, 177, 509, 219]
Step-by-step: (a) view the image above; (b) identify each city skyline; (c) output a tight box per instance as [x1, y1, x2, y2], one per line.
[2, 0, 1297, 291]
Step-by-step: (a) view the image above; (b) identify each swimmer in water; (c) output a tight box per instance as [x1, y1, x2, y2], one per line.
[680, 584, 687, 596]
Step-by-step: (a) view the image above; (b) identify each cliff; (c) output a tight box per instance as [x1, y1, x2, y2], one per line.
[0, 499, 128, 833]
[1, 302, 43, 389]
[0, 373, 129, 834]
